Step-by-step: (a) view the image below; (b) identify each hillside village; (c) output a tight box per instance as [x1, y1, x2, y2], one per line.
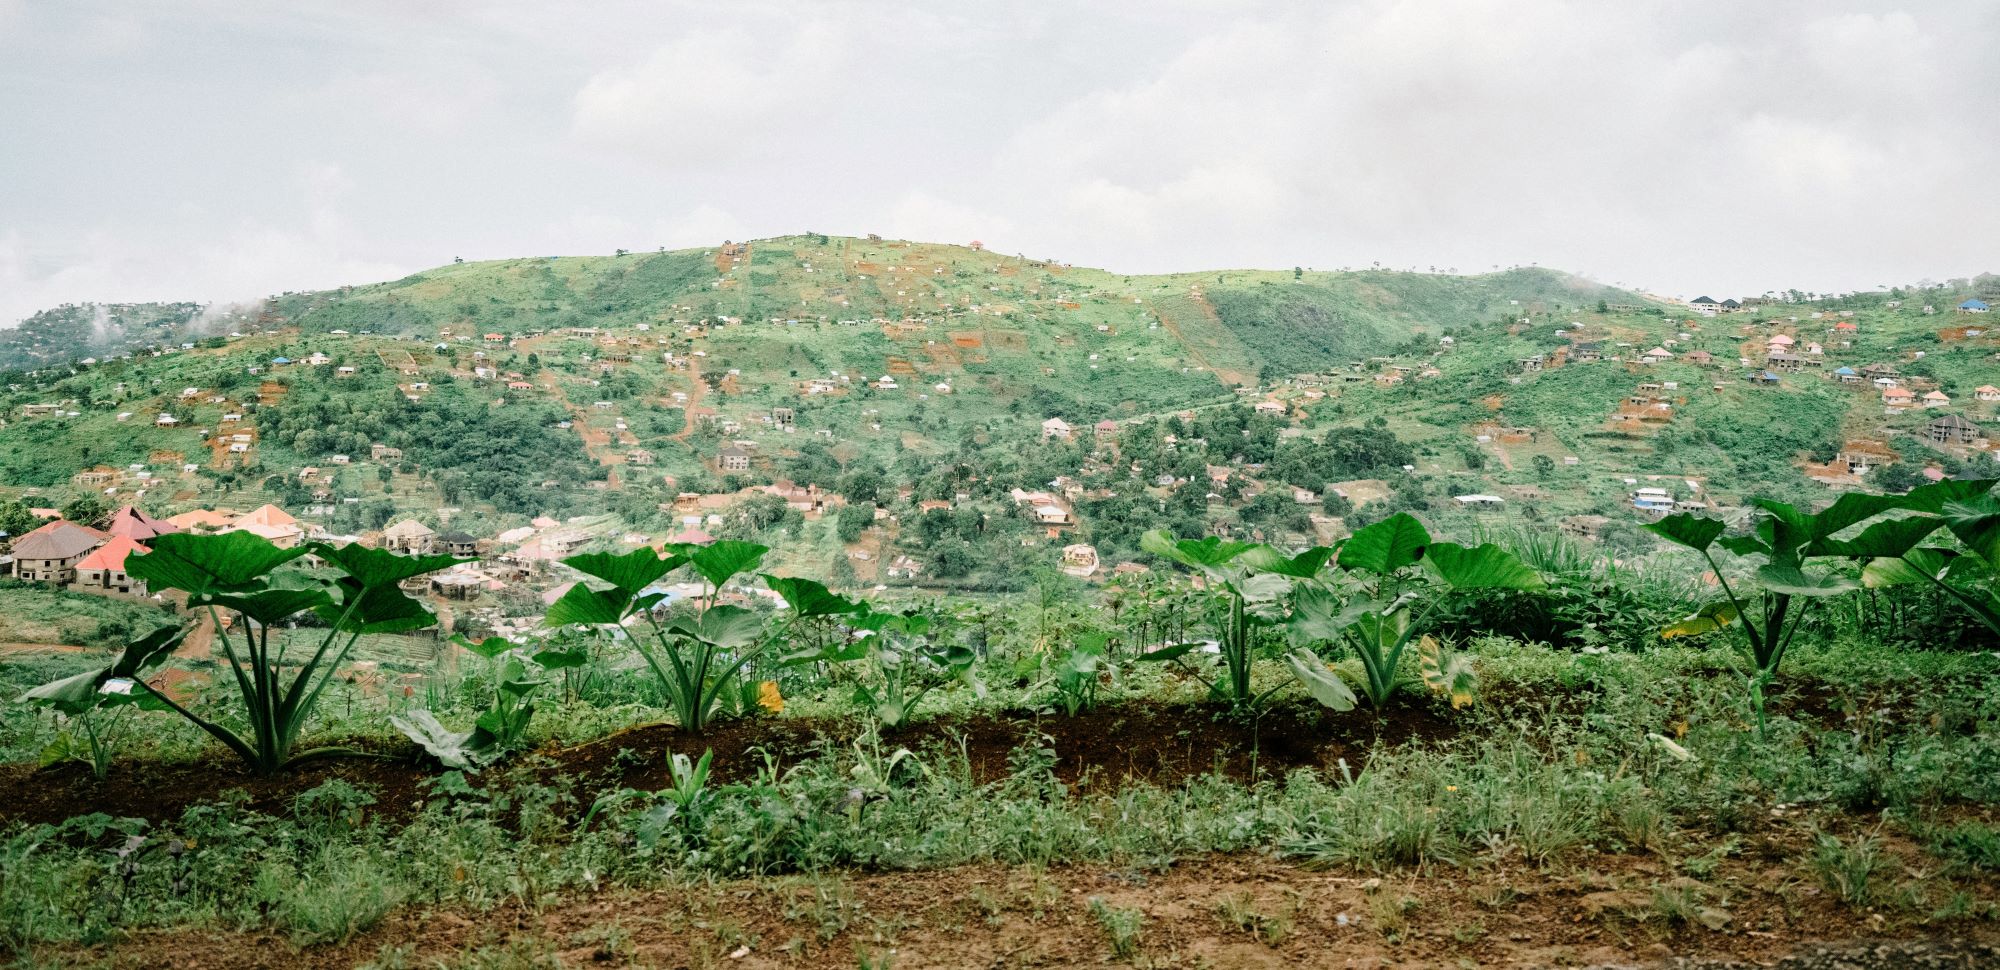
[1, 238, 1997, 654]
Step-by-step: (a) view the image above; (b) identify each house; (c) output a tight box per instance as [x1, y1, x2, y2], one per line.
[1454, 494, 1505, 511]
[73, 468, 118, 488]
[430, 573, 483, 601]
[1928, 413, 1981, 445]
[1833, 321, 1858, 333]
[1683, 350, 1713, 366]
[1922, 391, 1951, 409]
[1690, 297, 1723, 314]
[1058, 543, 1101, 578]
[1958, 299, 1990, 314]
[1719, 298, 1742, 312]
[1631, 487, 1677, 516]
[10, 520, 108, 583]
[1832, 366, 1862, 384]
[1559, 515, 1611, 541]
[1254, 400, 1288, 416]
[1883, 387, 1916, 407]
[717, 446, 751, 472]
[155, 414, 178, 426]
[546, 530, 590, 556]
[1837, 441, 1897, 474]
[771, 407, 795, 428]
[1767, 334, 1795, 349]
[1516, 356, 1545, 373]
[382, 519, 437, 555]
[1041, 417, 1073, 441]
[106, 506, 179, 541]
[229, 504, 304, 548]
[438, 531, 479, 557]
[1572, 342, 1603, 362]
[1978, 385, 2000, 402]
[73, 535, 150, 596]
[371, 444, 403, 462]
[1641, 347, 1674, 364]
[165, 508, 235, 532]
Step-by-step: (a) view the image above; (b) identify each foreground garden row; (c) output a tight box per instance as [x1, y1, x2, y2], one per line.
[2, 480, 1999, 966]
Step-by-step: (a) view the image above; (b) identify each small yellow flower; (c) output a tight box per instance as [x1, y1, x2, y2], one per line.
[1446, 785, 1459, 792]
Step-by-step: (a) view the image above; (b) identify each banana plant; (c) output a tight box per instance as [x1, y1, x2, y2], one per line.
[26, 533, 464, 774]
[1288, 513, 1544, 709]
[1645, 491, 1921, 731]
[1860, 479, 2000, 635]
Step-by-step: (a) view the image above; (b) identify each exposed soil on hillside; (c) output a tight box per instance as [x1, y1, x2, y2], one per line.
[0, 698, 1456, 828]
[21, 853, 1998, 969]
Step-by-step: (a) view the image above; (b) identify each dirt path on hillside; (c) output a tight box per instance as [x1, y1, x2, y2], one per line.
[1146, 291, 1253, 387]
[670, 358, 705, 443]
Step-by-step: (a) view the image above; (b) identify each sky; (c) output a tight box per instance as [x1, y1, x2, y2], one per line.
[2, 0, 1996, 326]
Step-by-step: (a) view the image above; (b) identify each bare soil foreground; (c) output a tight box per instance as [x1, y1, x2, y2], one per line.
[31, 855, 1998, 969]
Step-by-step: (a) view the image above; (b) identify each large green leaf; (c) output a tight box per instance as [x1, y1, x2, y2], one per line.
[562, 548, 683, 595]
[19, 626, 185, 715]
[1240, 545, 1334, 579]
[1661, 602, 1738, 638]
[125, 531, 309, 594]
[687, 541, 769, 590]
[1806, 492, 1909, 539]
[543, 583, 632, 626]
[311, 542, 468, 589]
[389, 711, 491, 771]
[316, 582, 436, 633]
[1643, 513, 1725, 553]
[1942, 495, 2000, 566]
[1716, 533, 1772, 559]
[1424, 542, 1546, 591]
[454, 635, 515, 659]
[202, 587, 334, 626]
[1861, 551, 1952, 588]
[1282, 650, 1357, 712]
[763, 575, 867, 618]
[1754, 564, 1856, 597]
[1140, 530, 1257, 574]
[1336, 513, 1430, 575]
[1899, 478, 1998, 514]
[666, 604, 765, 650]
[1286, 585, 1369, 645]
[1805, 515, 1945, 559]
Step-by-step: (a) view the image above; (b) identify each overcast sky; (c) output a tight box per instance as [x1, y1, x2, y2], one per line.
[2, 0, 1996, 326]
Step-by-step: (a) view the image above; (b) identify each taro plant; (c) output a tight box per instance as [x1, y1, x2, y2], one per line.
[1286, 513, 1544, 710]
[790, 609, 984, 729]
[1860, 479, 2000, 636]
[1030, 632, 1110, 716]
[548, 541, 846, 734]
[1135, 530, 1317, 709]
[1645, 491, 1930, 731]
[27, 533, 463, 774]
[390, 635, 588, 770]
[18, 626, 183, 779]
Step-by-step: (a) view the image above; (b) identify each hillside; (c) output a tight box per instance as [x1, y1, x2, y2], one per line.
[1, 237, 1994, 593]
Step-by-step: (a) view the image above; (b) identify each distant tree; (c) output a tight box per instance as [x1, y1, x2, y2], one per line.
[0, 500, 37, 545]
[60, 495, 109, 528]
[1532, 454, 1556, 478]
[835, 503, 873, 543]
[1876, 463, 1927, 493]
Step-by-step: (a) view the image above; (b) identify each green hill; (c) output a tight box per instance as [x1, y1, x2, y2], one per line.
[2, 237, 1993, 591]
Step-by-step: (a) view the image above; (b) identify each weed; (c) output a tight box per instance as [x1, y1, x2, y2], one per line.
[1088, 897, 1145, 960]
[1809, 832, 1886, 909]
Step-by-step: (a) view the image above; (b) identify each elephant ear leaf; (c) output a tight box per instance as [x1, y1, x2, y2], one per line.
[1141, 530, 1257, 575]
[20, 626, 185, 715]
[688, 541, 769, 590]
[1336, 513, 1430, 575]
[1415, 636, 1478, 710]
[1754, 564, 1856, 597]
[390, 711, 491, 772]
[202, 587, 334, 626]
[1283, 650, 1357, 712]
[764, 575, 867, 618]
[667, 604, 764, 650]
[562, 548, 682, 595]
[1643, 513, 1724, 553]
[1240, 545, 1334, 579]
[543, 583, 632, 627]
[1662, 602, 1738, 639]
[1804, 515, 1943, 559]
[317, 582, 436, 633]
[1941, 495, 2000, 567]
[1899, 478, 1998, 515]
[1806, 492, 1908, 539]
[126, 531, 308, 594]
[1424, 542, 1545, 590]
[311, 542, 467, 589]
